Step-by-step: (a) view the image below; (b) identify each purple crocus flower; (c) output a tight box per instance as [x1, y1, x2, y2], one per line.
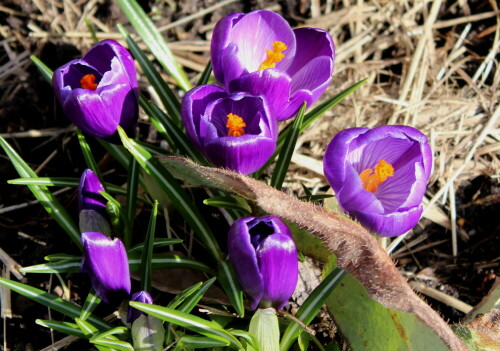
[127, 290, 154, 323]
[181, 85, 278, 175]
[52, 40, 139, 142]
[323, 126, 433, 237]
[228, 216, 298, 310]
[81, 232, 131, 304]
[211, 10, 335, 121]
[78, 169, 110, 235]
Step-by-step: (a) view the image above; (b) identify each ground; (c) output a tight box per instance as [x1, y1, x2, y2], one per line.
[0, 0, 499, 350]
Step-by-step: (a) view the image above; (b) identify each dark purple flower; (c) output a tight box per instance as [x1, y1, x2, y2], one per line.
[323, 126, 433, 237]
[211, 10, 335, 121]
[78, 169, 110, 235]
[181, 85, 278, 175]
[228, 216, 298, 310]
[52, 40, 139, 142]
[81, 232, 130, 304]
[128, 291, 154, 323]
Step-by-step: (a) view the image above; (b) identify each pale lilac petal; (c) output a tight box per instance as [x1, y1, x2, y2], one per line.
[81, 232, 130, 304]
[230, 10, 296, 73]
[289, 56, 332, 98]
[351, 205, 424, 237]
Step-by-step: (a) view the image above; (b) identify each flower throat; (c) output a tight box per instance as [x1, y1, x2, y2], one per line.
[359, 160, 394, 193]
[258, 41, 287, 70]
[80, 74, 98, 90]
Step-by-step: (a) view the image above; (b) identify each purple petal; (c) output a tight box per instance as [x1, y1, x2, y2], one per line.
[351, 205, 424, 237]
[205, 136, 277, 175]
[229, 69, 293, 121]
[210, 13, 245, 85]
[128, 291, 154, 323]
[257, 232, 298, 310]
[323, 128, 369, 191]
[181, 85, 226, 151]
[228, 218, 264, 309]
[81, 232, 130, 304]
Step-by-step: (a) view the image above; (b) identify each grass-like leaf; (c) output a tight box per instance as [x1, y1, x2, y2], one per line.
[90, 337, 134, 351]
[117, 127, 221, 260]
[36, 319, 87, 338]
[129, 301, 242, 349]
[125, 153, 139, 247]
[203, 195, 252, 215]
[21, 254, 213, 274]
[0, 277, 110, 330]
[177, 335, 229, 348]
[116, 0, 191, 91]
[118, 24, 181, 125]
[128, 238, 182, 254]
[167, 282, 203, 310]
[80, 288, 101, 321]
[141, 200, 158, 292]
[30, 55, 53, 83]
[76, 129, 102, 180]
[279, 268, 345, 351]
[0, 136, 82, 249]
[217, 261, 244, 317]
[75, 317, 99, 336]
[270, 102, 306, 190]
[197, 61, 212, 86]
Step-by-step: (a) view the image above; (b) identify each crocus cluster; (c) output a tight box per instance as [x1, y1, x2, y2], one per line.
[182, 10, 335, 174]
[228, 216, 298, 311]
[323, 126, 433, 237]
[52, 40, 139, 142]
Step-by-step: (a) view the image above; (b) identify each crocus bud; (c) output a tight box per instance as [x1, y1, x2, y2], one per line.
[181, 86, 278, 174]
[81, 232, 130, 305]
[211, 10, 335, 121]
[78, 169, 110, 236]
[228, 216, 298, 310]
[323, 126, 433, 237]
[132, 315, 165, 351]
[52, 40, 139, 142]
[127, 291, 154, 323]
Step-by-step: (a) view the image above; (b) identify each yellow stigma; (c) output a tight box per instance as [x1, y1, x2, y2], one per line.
[258, 41, 287, 71]
[359, 160, 394, 193]
[80, 74, 98, 90]
[226, 113, 246, 137]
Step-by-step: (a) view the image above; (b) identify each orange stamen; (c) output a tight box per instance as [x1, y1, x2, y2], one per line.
[80, 74, 98, 90]
[359, 160, 394, 193]
[258, 41, 287, 70]
[226, 113, 246, 137]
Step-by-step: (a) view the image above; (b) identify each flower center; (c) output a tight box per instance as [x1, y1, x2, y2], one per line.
[80, 74, 98, 90]
[226, 113, 246, 137]
[258, 41, 287, 71]
[359, 160, 394, 193]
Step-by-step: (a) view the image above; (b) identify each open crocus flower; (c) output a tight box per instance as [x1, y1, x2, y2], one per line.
[181, 85, 278, 174]
[78, 169, 110, 235]
[211, 10, 335, 121]
[228, 216, 298, 310]
[52, 40, 139, 142]
[81, 232, 131, 304]
[127, 290, 154, 323]
[323, 126, 433, 237]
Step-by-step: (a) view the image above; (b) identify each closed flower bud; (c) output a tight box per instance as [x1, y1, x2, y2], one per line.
[323, 125, 433, 237]
[81, 232, 130, 305]
[228, 216, 298, 310]
[127, 290, 154, 323]
[52, 40, 139, 142]
[78, 169, 110, 236]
